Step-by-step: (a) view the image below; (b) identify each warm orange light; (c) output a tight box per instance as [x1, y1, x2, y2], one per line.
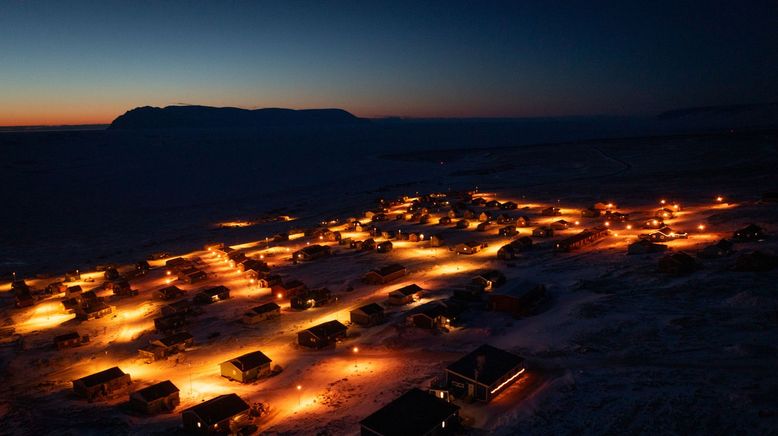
[353, 346, 359, 353]
[660, 199, 666, 204]
[716, 196, 723, 202]
[276, 293, 283, 299]
[296, 385, 302, 390]
[166, 270, 171, 276]
[698, 224, 706, 231]
[574, 221, 580, 225]
[626, 224, 632, 230]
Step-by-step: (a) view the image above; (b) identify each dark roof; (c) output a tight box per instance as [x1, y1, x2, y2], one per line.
[184, 393, 249, 425]
[360, 388, 459, 436]
[157, 285, 182, 296]
[492, 281, 544, 298]
[226, 350, 272, 371]
[248, 302, 280, 315]
[392, 284, 423, 296]
[157, 331, 192, 347]
[300, 244, 329, 255]
[242, 259, 269, 272]
[446, 344, 524, 387]
[305, 320, 347, 339]
[374, 264, 406, 277]
[135, 380, 179, 402]
[200, 285, 229, 297]
[76, 367, 127, 387]
[353, 303, 384, 315]
[410, 301, 449, 318]
[165, 257, 190, 267]
[54, 331, 80, 342]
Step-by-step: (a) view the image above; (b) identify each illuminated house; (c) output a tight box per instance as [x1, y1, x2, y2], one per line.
[138, 331, 193, 362]
[350, 303, 385, 327]
[733, 224, 766, 241]
[478, 211, 492, 222]
[439, 216, 452, 225]
[550, 219, 570, 230]
[640, 226, 687, 242]
[154, 313, 187, 333]
[298, 320, 348, 349]
[130, 380, 179, 414]
[220, 350, 272, 383]
[73, 367, 131, 402]
[476, 222, 491, 232]
[388, 283, 423, 305]
[272, 279, 307, 297]
[445, 344, 525, 402]
[471, 270, 506, 292]
[430, 233, 446, 247]
[516, 216, 531, 227]
[500, 201, 518, 210]
[376, 241, 393, 253]
[454, 240, 485, 255]
[194, 285, 230, 304]
[237, 259, 269, 273]
[293, 244, 331, 261]
[554, 227, 609, 251]
[360, 238, 377, 251]
[182, 393, 250, 434]
[485, 199, 502, 208]
[471, 197, 487, 206]
[360, 388, 460, 436]
[455, 219, 470, 229]
[291, 288, 335, 309]
[489, 281, 547, 317]
[406, 300, 455, 330]
[363, 264, 407, 285]
[242, 302, 281, 324]
[54, 331, 82, 349]
[499, 225, 518, 237]
[161, 299, 198, 317]
[75, 301, 114, 320]
[181, 269, 208, 284]
[581, 207, 600, 218]
[541, 207, 561, 216]
[655, 207, 675, 219]
[496, 213, 515, 224]
[532, 226, 554, 238]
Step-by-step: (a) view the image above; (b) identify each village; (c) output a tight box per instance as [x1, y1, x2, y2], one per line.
[1, 188, 776, 435]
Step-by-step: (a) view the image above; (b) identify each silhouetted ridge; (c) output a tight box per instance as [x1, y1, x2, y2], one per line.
[109, 105, 365, 129]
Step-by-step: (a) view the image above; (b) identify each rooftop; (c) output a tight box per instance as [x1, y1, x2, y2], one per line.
[360, 388, 459, 436]
[446, 344, 524, 387]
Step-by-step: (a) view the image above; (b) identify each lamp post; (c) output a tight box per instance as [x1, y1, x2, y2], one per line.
[297, 385, 302, 405]
[353, 346, 359, 372]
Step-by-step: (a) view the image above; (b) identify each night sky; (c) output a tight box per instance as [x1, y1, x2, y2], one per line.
[1, 1, 777, 125]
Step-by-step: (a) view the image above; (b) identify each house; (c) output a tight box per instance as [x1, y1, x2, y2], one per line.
[497, 237, 533, 260]
[161, 299, 198, 317]
[408, 232, 425, 242]
[471, 197, 487, 206]
[182, 269, 208, 284]
[499, 225, 518, 237]
[628, 239, 668, 255]
[65, 285, 83, 298]
[658, 252, 696, 275]
[515, 216, 531, 227]
[238, 259, 269, 273]
[473, 222, 489, 232]
[54, 331, 82, 349]
[604, 210, 629, 222]
[46, 281, 66, 295]
[733, 224, 766, 241]
[293, 244, 331, 261]
[154, 285, 184, 300]
[220, 350, 272, 383]
[291, 288, 335, 309]
[455, 241, 485, 255]
[489, 281, 547, 317]
[139, 332, 194, 362]
[130, 380, 179, 414]
[76, 302, 114, 320]
[494, 213, 514, 225]
[298, 320, 348, 349]
[439, 216, 452, 225]
[407, 301, 454, 330]
[500, 201, 518, 210]
[154, 313, 187, 333]
[554, 227, 609, 251]
[181, 393, 250, 435]
[532, 226, 554, 238]
[363, 264, 407, 285]
[360, 388, 460, 436]
[541, 207, 561, 216]
[107, 279, 137, 297]
[640, 226, 688, 242]
[376, 241, 393, 253]
[381, 230, 397, 240]
[430, 234, 446, 247]
[445, 344, 525, 402]
[242, 302, 281, 324]
[73, 367, 131, 402]
[273, 279, 307, 297]
[419, 214, 432, 224]
[471, 270, 506, 292]
[733, 251, 778, 272]
[360, 238, 377, 251]
[485, 199, 502, 208]
[581, 207, 600, 218]
[350, 303, 385, 327]
[64, 270, 81, 282]
[478, 211, 492, 222]
[166, 257, 192, 270]
[455, 219, 470, 229]
[655, 207, 675, 219]
[194, 285, 230, 304]
[258, 274, 283, 289]
[388, 284, 423, 305]
[699, 239, 734, 258]
[550, 219, 570, 230]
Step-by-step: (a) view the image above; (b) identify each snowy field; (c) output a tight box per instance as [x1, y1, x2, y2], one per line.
[1, 126, 777, 435]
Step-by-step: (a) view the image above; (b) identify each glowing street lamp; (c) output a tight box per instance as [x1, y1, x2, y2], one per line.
[716, 196, 724, 202]
[297, 385, 302, 405]
[698, 224, 706, 231]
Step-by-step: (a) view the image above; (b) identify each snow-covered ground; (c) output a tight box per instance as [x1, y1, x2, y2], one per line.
[1, 128, 777, 435]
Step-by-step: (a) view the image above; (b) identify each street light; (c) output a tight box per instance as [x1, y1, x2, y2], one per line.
[297, 385, 302, 405]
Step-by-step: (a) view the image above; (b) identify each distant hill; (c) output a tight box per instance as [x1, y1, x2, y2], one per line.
[656, 102, 778, 129]
[109, 105, 365, 130]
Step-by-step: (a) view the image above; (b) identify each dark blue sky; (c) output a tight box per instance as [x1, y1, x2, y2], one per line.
[1, 1, 777, 125]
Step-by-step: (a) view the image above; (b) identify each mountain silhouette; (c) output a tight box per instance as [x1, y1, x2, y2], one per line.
[109, 105, 365, 129]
